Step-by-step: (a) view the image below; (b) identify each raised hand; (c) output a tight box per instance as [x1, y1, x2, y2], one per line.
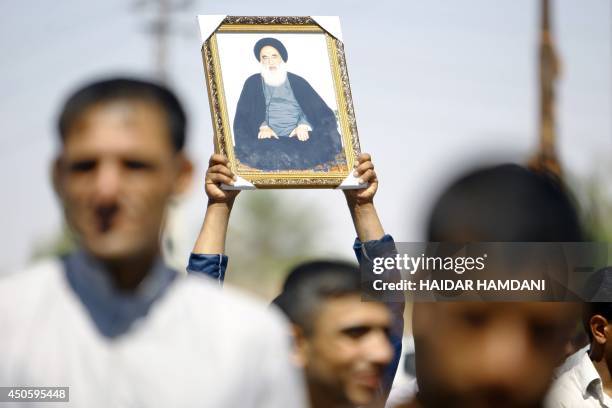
[205, 154, 239, 205]
[344, 153, 378, 206]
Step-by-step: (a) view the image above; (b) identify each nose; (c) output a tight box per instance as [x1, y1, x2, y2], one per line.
[365, 330, 394, 367]
[94, 161, 121, 204]
[478, 323, 531, 390]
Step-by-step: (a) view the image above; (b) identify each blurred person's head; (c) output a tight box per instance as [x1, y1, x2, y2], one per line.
[273, 260, 393, 408]
[426, 164, 582, 243]
[582, 267, 612, 362]
[412, 164, 583, 408]
[52, 78, 192, 284]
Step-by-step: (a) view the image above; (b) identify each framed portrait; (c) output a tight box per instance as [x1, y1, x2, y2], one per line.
[198, 16, 362, 189]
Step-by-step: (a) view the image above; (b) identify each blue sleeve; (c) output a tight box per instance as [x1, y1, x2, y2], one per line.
[186, 253, 228, 285]
[354, 234, 404, 397]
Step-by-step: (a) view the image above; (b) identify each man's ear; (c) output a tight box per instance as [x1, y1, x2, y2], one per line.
[172, 153, 194, 195]
[589, 314, 609, 345]
[292, 324, 309, 368]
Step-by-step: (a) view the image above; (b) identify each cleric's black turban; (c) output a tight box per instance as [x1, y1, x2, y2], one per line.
[253, 37, 288, 62]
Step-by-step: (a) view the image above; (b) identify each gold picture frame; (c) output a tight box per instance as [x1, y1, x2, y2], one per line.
[200, 16, 361, 188]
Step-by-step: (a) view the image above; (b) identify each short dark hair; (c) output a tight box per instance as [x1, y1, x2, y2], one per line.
[58, 77, 187, 151]
[272, 260, 361, 334]
[582, 267, 612, 341]
[426, 164, 583, 242]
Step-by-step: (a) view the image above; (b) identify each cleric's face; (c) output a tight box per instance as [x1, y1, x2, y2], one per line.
[53, 100, 189, 262]
[413, 302, 578, 408]
[259, 45, 282, 70]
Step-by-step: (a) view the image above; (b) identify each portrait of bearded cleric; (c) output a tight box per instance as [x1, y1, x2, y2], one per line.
[232, 37, 344, 171]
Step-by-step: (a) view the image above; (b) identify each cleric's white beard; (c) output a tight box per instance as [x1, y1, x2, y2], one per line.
[261, 63, 288, 87]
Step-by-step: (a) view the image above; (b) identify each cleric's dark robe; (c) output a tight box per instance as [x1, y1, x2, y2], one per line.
[233, 73, 343, 170]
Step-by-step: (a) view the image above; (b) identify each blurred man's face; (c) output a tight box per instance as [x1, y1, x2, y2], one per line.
[413, 302, 578, 408]
[54, 100, 190, 262]
[303, 294, 393, 406]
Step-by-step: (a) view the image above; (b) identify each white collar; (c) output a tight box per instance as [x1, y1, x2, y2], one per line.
[573, 351, 607, 403]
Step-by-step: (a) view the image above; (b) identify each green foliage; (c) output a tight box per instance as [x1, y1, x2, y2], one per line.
[568, 165, 612, 266]
[30, 224, 77, 261]
[580, 174, 612, 242]
[225, 190, 324, 299]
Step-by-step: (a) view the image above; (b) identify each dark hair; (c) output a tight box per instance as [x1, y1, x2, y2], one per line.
[582, 267, 612, 341]
[58, 77, 187, 151]
[272, 260, 361, 334]
[426, 164, 583, 242]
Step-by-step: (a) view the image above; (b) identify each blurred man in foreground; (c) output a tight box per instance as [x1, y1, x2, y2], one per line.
[189, 153, 403, 407]
[394, 164, 583, 408]
[546, 267, 612, 407]
[0, 78, 305, 407]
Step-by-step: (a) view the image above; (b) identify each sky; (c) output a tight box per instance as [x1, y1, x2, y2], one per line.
[0, 0, 610, 273]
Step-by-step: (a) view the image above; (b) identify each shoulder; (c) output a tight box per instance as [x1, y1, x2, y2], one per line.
[545, 367, 585, 407]
[555, 345, 589, 378]
[0, 258, 64, 297]
[244, 73, 262, 86]
[287, 72, 309, 85]
[238, 74, 263, 99]
[168, 274, 290, 338]
[0, 258, 67, 322]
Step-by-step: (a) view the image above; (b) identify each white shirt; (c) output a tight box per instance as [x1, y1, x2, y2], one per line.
[546, 350, 612, 408]
[385, 336, 418, 408]
[0, 258, 306, 408]
[555, 345, 591, 379]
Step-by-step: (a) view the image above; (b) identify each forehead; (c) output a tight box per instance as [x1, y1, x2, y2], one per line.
[431, 302, 578, 328]
[314, 295, 391, 332]
[260, 45, 280, 56]
[62, 100, 174, 157]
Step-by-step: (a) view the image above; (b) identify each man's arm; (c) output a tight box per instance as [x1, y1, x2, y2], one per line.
[187, 154, 238, 281]
[344, 153, 384, 242]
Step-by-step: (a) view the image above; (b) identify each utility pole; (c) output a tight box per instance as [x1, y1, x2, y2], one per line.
[530, 0, 562, 177]
[134, 0, 194, 82]
[153, 0, 170, 82]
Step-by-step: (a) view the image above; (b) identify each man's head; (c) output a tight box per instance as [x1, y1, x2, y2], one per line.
[426, 164, 582, 242]
[53, 78, 193, 264]
[273, 260, 393, 407]
[254, 37, 288, 87]
[413, 164, 583, 408]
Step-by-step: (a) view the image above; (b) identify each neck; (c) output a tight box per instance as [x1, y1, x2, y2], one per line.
[100, 248, 159, 293]
[591, 344, 612, 397]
